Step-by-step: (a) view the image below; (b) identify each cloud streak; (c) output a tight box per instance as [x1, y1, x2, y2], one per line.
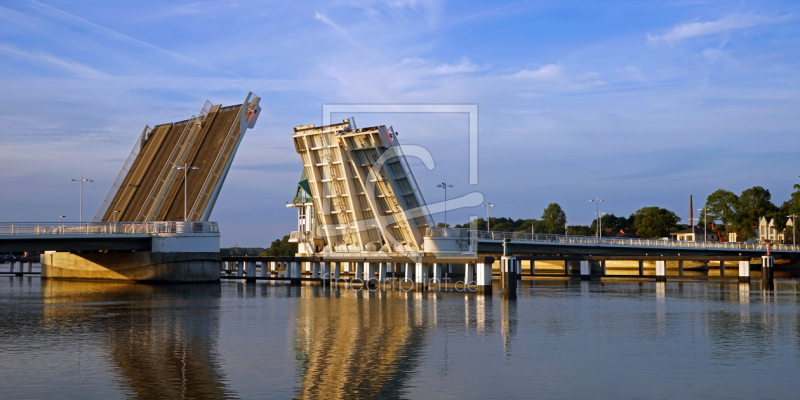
[647, 13, 791, 44]
[0, 42, 107, 78]
[25, 0, 205, 67]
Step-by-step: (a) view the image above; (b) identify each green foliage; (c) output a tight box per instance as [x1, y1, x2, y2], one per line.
[633, 207, 681, 238]
[705, 189, 738, 228]
[221, 246, 266, 256]
[567, 225, 594, 236]
[540, 203, 567, 234]
[436, 222, 451, 228]
[590, 213, 635, 233]
[258, 235, 298, 257]
[736, 186, 777, 231]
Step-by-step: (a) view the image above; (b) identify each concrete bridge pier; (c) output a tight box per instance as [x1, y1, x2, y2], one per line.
[739, 260, 750, 283]
[404, 263, 413, 282]
[432, 263, 442, 284]
[679, 260, 684, 276]
[761, 256, 773, 284]
[355, 262, 364, 282]
[501, 256, 517, 298]
[312, 262, 320, 279]
[245, 261, 255, 281]
[564, 260, 569, 275]
[26, 261, 33, 274]
[580, 260, 590, 281]
[655, 260, 667, 282]
[378, 263, 387, 282]
[477, 262, 492, 294]
[364, 262, 375, 282]
[415, 263, 428, 290]
[259, 262, 267, 278]
[720, 260, 726, 276]
[464, 263, 474, 284]
[333, 261, 341, 280]
[237, 262, 244, 277]
[639, 260, 644, 276]
[320, 262, 329, 280]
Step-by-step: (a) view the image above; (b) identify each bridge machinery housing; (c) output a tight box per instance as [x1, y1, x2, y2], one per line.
[39, 93, 262, 282]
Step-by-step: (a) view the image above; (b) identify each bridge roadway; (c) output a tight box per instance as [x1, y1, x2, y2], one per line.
[0, 222, 216, 253]
[431, 229, 800, 260]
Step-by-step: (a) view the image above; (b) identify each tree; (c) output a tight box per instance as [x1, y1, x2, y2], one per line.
[736, 186, 777, 235]
[259, 235, 298, 257]
[705, 189, 738, 228]
[540, 203, 567, 234]
[633, 207, 681, 238]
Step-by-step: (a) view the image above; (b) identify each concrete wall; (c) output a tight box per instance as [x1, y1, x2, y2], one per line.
[41, 251, 220, 282]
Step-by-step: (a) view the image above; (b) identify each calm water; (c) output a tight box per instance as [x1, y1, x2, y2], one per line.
[1, 276, 800, 399]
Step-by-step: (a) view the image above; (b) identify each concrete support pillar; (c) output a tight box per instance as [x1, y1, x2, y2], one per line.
[448, 263, 452, 274]
[432, 263, 442, 284]
[312, 262, 319, 279]
[26, 262, 32, 273]
[601, 260, 606, 276]
[290, 262, 301, 285]
[761, 256, 773, 283]
[720, 260, 726, 277]
[237, 262, 244, 277]
[333, 261, 341, 280]
[477, 262, 492, 293]
[639, 260, 644, 276]
[355, 262, 364, 281]
[530, 260, 535, 275]
[260, 262, 267, 277]
[404, 263, 414, 281]
[738, 260, 750, 283]
[501, 256, 517, 296]
[270, 261, 276, 273]
[344, 262, 350, 273]
[564, 260, 570, 275]
[245, 262, 255, 279]
[415, 263, 427, 283]
[580, 260, 590, 281]
[9, 261, 15, 274]
[464, 263, 475, 284]
[655, 260, 666, 282]
[320, 262, 329, 280]
[679, 260, 684, 276]
[378, 263, 387, 282]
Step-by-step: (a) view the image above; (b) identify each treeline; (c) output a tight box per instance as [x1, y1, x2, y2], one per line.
[221, 235, 298, 257]
[450, 181, 800, 240]
[454, 203, 682, 239]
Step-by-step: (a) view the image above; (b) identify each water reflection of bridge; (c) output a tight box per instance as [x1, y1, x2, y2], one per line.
[40, 280, 231, 398]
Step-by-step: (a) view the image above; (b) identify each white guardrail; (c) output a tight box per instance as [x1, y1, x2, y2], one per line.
[427, 227, 800, 252]
[0, 222, 219, 236]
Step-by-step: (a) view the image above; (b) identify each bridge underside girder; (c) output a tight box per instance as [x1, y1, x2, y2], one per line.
[0, 237, 151, 253]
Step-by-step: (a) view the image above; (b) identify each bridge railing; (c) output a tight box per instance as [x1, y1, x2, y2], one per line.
[0, 222, 219, 235]
[426, 227, 799, 252]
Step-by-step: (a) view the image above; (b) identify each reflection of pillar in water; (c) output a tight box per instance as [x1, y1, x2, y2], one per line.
[739, 282, 750, 324]
[501, 298, 517, 356]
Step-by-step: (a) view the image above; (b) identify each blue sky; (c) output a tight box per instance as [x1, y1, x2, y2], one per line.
[1, 0, 799, 246]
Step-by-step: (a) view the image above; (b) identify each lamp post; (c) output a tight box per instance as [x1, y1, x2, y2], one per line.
[113, 210, 119, 222]
[174, 163, 199, 221]
[59, 215, 66, 234]
[698, 207, 707, 244]
[596, 211, 606, 238]
[70, 177, 93, 224]
[589, 198, 603, 238]
[437, 182, 454, 227]
[482, 203, 494, 232]
[790, 214, 798, 246]
[565, 221, 568, 236]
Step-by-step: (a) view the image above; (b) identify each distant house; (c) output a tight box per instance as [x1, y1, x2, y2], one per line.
[614, 228, 637, 238]
[669, 227, 719, 242]
[757, 216, 794, 243]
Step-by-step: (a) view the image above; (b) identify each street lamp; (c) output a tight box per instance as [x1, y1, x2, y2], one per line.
[565, 221, 568, 236]
[437, 182, 454, 227]
[113, 210, 120, 222]
[698, 207, 707, 244]
[174, 163, 199, 221]
[70, 177, 93, 224]
[589, 198, 603, 238]
[596, 211, 607, 238]
[482, 203, 494, 231]
[790, 214, 798, 246]
[59, 215, 66, 234]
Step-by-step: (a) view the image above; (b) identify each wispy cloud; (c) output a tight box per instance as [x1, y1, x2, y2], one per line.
[25, 0, 205, 67]
[509, 64, 602, 87]
[448, 0, 529, 25]
[647, 13, 791, 45]
[314, 11, 360, 46]
[0, 42, 107, 78]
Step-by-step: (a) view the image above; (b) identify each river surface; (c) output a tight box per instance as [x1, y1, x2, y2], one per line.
[1, 276, 800, 399]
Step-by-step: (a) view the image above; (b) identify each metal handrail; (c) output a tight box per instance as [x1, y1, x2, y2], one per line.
[426, 227, 799, 252]
[0, 221, 219, 235]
